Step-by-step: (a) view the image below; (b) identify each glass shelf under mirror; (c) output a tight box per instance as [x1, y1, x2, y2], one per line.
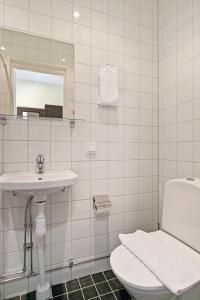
[0, 114, 85, 128]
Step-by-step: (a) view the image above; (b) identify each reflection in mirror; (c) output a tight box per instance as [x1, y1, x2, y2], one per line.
[13, 66, 64, 118]
[0, 28, 74, 119]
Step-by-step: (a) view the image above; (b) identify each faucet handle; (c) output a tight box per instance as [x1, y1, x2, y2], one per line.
[36, 154, 45, 164]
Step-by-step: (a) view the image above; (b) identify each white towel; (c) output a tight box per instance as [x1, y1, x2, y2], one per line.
[98, 65, 118, 107]
[119, 230, 200, 296]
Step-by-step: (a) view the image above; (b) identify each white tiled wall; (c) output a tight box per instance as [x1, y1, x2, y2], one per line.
[0, 0, 158, 297]
[159, 0, 200, 215]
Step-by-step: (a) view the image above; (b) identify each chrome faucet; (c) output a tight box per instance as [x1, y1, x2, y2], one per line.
[36, 154, 45, 174]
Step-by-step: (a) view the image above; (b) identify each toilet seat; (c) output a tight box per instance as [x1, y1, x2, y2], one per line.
[110, 230, 200, 293]
[110, 244, 165, 292]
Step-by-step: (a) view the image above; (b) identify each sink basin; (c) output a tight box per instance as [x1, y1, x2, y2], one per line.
[0, 170, 78, 195]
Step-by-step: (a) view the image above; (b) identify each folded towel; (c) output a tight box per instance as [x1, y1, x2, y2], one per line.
[119, 230, 200, 296]
[98, 65, 118, 107]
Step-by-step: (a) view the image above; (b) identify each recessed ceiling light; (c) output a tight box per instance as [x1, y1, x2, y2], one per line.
[0, 46, 6, 51]
[62, 58, 66, 63]
[73, 11, 80, 18]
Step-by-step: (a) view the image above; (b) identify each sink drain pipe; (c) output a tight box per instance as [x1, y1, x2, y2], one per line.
[35, 197, 52, 300]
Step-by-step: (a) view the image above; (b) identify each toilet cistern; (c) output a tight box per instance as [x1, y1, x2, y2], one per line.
[36, 154, 45, 174]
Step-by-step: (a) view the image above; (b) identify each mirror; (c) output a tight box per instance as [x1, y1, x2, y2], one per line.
[0, 28, 74, 119]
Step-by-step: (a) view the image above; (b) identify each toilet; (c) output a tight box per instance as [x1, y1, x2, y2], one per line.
[110, 178, 200, 300]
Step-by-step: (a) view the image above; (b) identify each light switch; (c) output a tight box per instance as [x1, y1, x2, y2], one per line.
[86, 143, 96, 154]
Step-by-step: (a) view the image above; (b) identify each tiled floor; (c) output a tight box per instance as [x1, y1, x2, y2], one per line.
[8, 270, 133, 300]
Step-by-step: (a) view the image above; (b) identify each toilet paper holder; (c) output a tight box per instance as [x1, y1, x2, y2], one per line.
[93, 194, 112, 216]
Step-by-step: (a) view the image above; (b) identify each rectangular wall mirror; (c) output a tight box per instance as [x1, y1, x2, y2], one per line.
[0, 28, 74, 119]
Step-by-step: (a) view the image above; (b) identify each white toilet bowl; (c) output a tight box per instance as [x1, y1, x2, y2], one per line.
[111, 229, 200, 300]
[111, 245, 171, 300]
[110, 243, 171, 300]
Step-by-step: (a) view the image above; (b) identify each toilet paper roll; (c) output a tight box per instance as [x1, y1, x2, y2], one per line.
[93, 194, 112, 216]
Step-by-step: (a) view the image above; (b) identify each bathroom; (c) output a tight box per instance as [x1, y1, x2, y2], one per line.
[0, 0, 200, 299]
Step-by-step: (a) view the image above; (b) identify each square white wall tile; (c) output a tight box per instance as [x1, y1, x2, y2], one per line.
[4, 141, 27, 163]
[73, 6, 91, 27]
[72, 219, 91, 240]
[109, 0, 124, 19]
[72, 238, 91, 259]
[5, 5, 28, 31]
[52, 19, 72, 42]
[4, 119, 27, 141]
[73, 24, 91, 45]
[28, 119, 50, 141]
[51, 242, 71, 265]
[30, 0, 51, 15]
[91, 179, 108, 195]
[91, 234, 109, 256]
[29, 12, 51, 37]
[72, 180, 90, 201]
[51, 202, 71, 224]
[52, 0, 72, 21]
[72, 200, 91, 220]
[92, 0, 108, 14]
[51, 141, 71, 162]
[51, 222, 71, 244]
[92, 11, 108, 32]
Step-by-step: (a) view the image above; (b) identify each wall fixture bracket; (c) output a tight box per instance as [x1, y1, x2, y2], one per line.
[0, 114, 6, 126]
[69, 258, 74, 268]
[69, 119, 75, 129]
[69, 118, 86, 129]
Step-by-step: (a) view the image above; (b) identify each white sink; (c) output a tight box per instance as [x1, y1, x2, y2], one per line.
[0, 170, 78, 195]
[0, 169, 78, 300]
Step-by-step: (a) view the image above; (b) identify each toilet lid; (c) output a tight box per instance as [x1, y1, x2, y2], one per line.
[110, 230, 200, 291]
[110, 245, 164, 291]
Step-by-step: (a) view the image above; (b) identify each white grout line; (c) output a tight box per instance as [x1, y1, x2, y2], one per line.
[78, 278, 86, 300]
[90, 273, 100, 298]
[64, 282, 69, 300]
[104, 281, 117, 300]
[100, 272, 119, 300]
